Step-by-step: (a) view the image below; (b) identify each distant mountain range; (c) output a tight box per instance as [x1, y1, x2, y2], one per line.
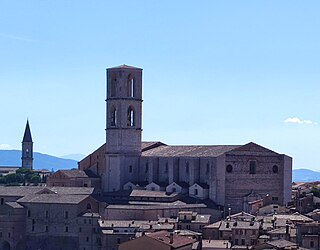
[0, 150, 78, 171]
[292, 169, 320, 183]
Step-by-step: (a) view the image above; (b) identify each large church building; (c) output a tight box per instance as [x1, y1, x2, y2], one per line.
[79, 65, 292, 212]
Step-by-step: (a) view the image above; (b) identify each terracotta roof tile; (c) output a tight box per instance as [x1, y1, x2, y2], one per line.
[146, 230, 195, 248]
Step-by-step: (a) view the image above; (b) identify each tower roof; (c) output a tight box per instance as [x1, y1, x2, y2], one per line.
[22, 120, 33, 143]
[108, 64, 142, 70]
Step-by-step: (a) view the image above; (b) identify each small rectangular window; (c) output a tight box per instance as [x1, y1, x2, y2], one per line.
[65, 226, 68, 232]
[249, 161, 256, 174]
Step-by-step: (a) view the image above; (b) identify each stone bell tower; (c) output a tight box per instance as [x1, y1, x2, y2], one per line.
[104, 65, 143, 192]
[21, 120, 33, 169]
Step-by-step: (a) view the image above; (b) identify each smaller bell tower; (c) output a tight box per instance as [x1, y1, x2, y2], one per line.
[21, 120, 33, 170]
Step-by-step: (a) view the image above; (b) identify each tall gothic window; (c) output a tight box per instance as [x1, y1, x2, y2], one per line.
[111, 108, 117, 126]
[127, 107, 134, 126]
[127, 74, 134, 97]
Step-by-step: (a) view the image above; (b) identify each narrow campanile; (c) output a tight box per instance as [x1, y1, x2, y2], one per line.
[104, 65, 143, 192]
[21, 119, 33, 169]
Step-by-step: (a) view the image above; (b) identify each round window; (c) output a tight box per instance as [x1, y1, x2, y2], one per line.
[226, 164, 233, 173]
[273, 165, 278, 173]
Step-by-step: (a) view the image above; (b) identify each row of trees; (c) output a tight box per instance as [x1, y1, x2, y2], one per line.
[0, 168, 45, 185]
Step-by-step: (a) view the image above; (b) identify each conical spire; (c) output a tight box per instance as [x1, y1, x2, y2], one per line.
[22, 120, 33, 143]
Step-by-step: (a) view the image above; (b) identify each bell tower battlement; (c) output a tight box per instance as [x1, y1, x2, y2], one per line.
[106, 65, 143, 155]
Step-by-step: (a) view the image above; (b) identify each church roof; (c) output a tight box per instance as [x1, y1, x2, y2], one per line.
[142, 145, 240, 157]
[22, 120, 33, 142]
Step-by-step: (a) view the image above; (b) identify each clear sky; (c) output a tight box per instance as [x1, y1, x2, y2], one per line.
[0, 1, 319, 170]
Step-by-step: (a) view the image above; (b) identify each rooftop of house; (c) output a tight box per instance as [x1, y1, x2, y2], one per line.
[99, 219, 175, 232]
[145, 230, 196, 248]
[57, 169, 99, 178]
[0, 186, 45, 197]
[105, 189, 179, 198]
[17, 194, 90, 204]
[193, 214, 211, 223]
[106, 202, 207, 210]
[220, 220, 260, 231]
[272, 213, 314, 223]
[5, 201, 24, 209]
[263, 239, 297, 249]
[0, 186, 94, 197]
[202, 240, 231, 248]
[204, 221, 221, 229]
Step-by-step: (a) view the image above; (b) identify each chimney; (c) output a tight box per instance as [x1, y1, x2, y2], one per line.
[170, 232, 174, 244]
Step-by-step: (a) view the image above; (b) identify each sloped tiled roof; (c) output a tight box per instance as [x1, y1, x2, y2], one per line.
[49, 186, 94, 195]
[146, 230, 195, 248]
[142, 145, 240, 157]
[5, 201, 24, 209]
[59, 169, 88, 178]
[0, 186, 44, 197]
[264, 239, 297, 248]
[18, 194, 90, 204]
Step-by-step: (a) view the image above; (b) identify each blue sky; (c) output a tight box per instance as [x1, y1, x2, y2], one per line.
[0, 1, 319, 170]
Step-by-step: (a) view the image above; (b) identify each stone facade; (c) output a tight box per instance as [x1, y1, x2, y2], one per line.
[78, 65, 292, 213]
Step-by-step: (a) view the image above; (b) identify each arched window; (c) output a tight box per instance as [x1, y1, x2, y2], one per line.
[86, 203, 92, 210]
[111, 108, 117, 126]
[111, 75, 116, 97]
[273, 165, 279, 173]
[127, 107, 134, 126]
[194, 188, 198, 195]
[226, 164, 233, 173]
[127, 74, 134, 97]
